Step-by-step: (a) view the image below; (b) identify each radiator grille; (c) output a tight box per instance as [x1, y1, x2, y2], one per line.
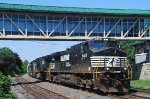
[90, 56, 127, 67]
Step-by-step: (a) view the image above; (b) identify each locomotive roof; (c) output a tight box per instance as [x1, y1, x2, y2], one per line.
[30, 50, 68, 63]
[30, 54, 51, 62]
[70, 38, 118, 48]
[51, 51, 68, 56]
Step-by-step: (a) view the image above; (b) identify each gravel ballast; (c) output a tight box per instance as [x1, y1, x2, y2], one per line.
[23, 74, 111, 99]
[11, 77, 35, 99]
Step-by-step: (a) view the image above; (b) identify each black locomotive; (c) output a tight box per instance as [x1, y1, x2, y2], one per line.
[28, 38, 131, 93]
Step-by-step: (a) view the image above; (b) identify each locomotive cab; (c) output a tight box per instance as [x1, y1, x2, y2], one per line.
[84, 38, 128, 72]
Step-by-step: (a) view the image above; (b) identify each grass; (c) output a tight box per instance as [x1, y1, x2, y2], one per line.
[130, 80, 150, 90]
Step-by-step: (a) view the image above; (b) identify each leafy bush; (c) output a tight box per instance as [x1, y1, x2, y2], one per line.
[0, 72, 16, 99]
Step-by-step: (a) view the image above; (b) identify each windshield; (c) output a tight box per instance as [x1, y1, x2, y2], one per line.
[90, 42, 107, 49]
[109, 41, 119, 48]
[90, 41, 119, 49]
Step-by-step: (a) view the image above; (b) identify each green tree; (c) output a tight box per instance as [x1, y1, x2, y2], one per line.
[13, 52, 23, 75]
[120, 41, 136, 65]
[0, 47, 22, 76]
[0, 47, 14, 58]
[21, 60, 29, 74]
[0, 47, 23, 99]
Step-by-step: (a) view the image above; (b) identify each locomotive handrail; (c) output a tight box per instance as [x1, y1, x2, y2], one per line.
[120, 58, 121, 71]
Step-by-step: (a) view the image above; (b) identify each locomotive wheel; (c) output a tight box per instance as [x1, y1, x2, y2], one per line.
[85, 80, 92, 89]
[50, 76, 54, 82]
[53, 76, 57, 82]
[77, 77, 83, 87]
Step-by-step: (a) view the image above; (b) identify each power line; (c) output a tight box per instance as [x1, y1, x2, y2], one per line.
[31, 41, 58, 45]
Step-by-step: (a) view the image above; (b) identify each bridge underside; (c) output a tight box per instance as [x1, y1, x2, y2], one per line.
[0, 12, 150, 40]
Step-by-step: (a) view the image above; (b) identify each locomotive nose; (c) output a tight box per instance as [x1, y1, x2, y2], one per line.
[90, 47, 128, 73]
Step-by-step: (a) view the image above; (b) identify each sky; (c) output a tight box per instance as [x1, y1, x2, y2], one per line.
[0, 0, 150, 62]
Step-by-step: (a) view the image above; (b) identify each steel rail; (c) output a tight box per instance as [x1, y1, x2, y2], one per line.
[16, 76, 69, 99]
[111, 88, 150, 99]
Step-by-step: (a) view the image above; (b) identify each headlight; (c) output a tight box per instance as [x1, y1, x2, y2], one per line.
[106, 67, 109, 71]
[124, 67, 127, 70]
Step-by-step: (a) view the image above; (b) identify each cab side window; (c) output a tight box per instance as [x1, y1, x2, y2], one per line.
[136, 46, 144, 54]
[81, 43, 88, 53]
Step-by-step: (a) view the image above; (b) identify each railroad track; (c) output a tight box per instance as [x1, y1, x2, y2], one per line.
[111, 88, 150, 99]
[15, 76, 150, 99]
[131, 88, 150, 99]
[113, 94, 149, 99]
[16, 76, 69, 99]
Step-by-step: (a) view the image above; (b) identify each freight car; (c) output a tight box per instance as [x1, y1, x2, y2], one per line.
[28, 38, 131, 93]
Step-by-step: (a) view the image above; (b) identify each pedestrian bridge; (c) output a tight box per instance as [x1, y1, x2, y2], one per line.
[0, 3, 150, 40]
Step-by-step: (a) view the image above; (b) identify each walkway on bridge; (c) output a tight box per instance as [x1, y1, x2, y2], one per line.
[0, 3, 150, 40]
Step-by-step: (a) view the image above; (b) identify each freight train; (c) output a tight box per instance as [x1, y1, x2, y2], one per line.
[28, 38, 131, 93]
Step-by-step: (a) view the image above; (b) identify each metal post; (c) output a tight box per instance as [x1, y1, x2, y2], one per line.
[66, 16, 68, 36]
[85, 17, 87, 37]
[25, 15, 27, 36]
[121, 18, 123, 37]
[139, 19, 141, 37]
[3, 13, 5, 36]
[46, 16, 48, 36]
[104, 18, 105, 37]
